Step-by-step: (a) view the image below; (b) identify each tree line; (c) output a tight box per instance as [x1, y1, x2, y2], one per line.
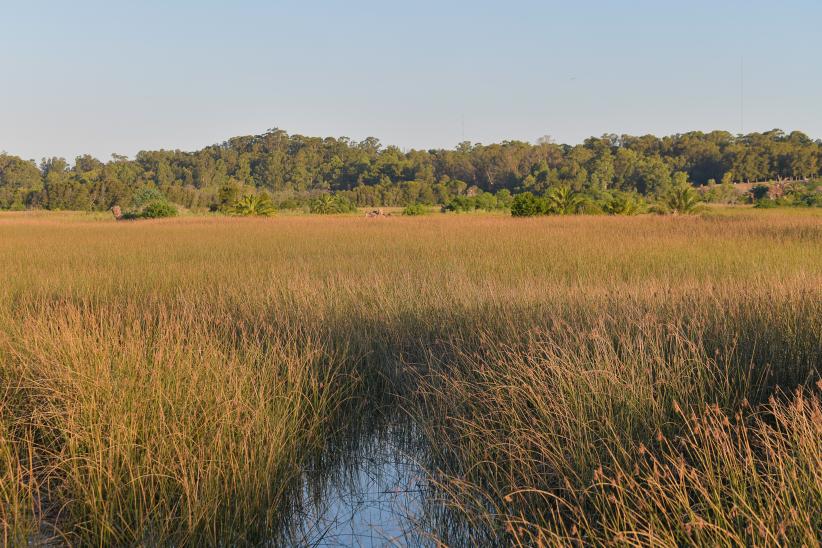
[1, 128, 820, 212]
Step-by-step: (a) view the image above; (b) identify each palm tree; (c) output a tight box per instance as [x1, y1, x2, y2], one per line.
[545, 186, 588, 215]
[659, 184, 704, 214]
[603, 191, 645, 215]
[310, 194, 337, 214]
[232, 193, 276, 216]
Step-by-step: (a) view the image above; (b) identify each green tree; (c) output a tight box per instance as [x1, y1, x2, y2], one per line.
[587, 150, 615, 191]
[215, 180, 241, 212]
[632, 157, 672, 196]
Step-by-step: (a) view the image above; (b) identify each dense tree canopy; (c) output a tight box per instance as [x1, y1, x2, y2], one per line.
[1, 128, 819, 211]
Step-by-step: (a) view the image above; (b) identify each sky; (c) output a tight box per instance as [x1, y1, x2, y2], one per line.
[2, 0, 821, 162]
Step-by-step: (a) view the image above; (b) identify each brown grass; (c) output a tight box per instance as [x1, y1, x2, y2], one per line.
[0, 210, 819, 545]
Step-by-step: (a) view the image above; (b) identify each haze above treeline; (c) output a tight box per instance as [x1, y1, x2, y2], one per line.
[0, 128, 819, 211]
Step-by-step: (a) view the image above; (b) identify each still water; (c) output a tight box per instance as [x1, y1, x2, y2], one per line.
[285, 423, 435, 547]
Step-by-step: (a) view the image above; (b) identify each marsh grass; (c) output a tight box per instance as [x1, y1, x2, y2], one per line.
[0, 210, 819, 545]
[0, 404, 38, 546]
[492, 386, 822, 546]
[408, 296, 820, 544]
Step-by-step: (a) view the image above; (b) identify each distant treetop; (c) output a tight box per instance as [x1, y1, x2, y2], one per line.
[0, 128, 819, 211]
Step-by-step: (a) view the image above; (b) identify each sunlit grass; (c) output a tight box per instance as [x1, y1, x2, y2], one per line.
[0, 209, 819, 544]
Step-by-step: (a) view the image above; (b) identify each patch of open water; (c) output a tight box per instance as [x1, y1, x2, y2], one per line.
[285, 423, 435, 547]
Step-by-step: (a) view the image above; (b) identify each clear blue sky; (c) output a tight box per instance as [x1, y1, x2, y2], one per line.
[2, 0, 820, 162]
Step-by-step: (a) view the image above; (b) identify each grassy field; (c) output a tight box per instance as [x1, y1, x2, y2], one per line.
[0, 209, 820, 545]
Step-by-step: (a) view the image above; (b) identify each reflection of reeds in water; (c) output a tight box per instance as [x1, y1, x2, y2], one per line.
[285, 419, 432, 546]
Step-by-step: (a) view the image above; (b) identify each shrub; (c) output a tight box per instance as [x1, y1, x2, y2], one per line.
[278, 198, 301, 210]
[402, 203, 429, 216]
[788, 182, 822, 207]
[215, 181, 242, 212]
[140, 199, 178, 218]
[578, 201, 605, 215]
[443, 196, 476, 213]
[602, 191, 647, 215]
[131, 187, 165, 209]
[798, 193, 822, 207]
[308, 194, 357, 214]
[496, 189, 514, 209]
[474, 192, 499, 212]
[510, 192, 543, 217]
[442, 192, 505, 213]
[749, 184, 770, 201]
[701, 179, 741, 204]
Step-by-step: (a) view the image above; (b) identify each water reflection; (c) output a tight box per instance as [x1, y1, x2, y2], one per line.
[285, 422, 434, 547]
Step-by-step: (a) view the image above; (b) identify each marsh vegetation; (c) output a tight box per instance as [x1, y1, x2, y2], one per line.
[0, 209, 820, 546]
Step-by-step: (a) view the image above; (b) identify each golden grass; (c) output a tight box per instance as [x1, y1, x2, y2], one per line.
[0, 210, 820, 545]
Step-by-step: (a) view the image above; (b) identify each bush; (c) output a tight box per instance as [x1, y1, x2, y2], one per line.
[701, 180, 741, 204]
[578, 201, 605, 215]
[443, 191, 508, 213]
[131, 187, 165, 209]
[797, 193, 822, 207]
[443, 196, 476, 213]
[474, 192, 499, 211]
[750, 184, 771, 201]
[495, 189, 514, 209]
[602, 191, 647, 215]
[402, 203, 428, 216]
[140, 199, 178, 218]
[510, 192, 543, 217]
[512, 189, 649, 217]
[278, 198, 301, 210]
[308, 194, 357, 214]
[754, 198, 778, 209]
[789, 182, 822, 207]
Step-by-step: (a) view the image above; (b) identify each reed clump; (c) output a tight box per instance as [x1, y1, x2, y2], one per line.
[407, 294, 821, 544]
